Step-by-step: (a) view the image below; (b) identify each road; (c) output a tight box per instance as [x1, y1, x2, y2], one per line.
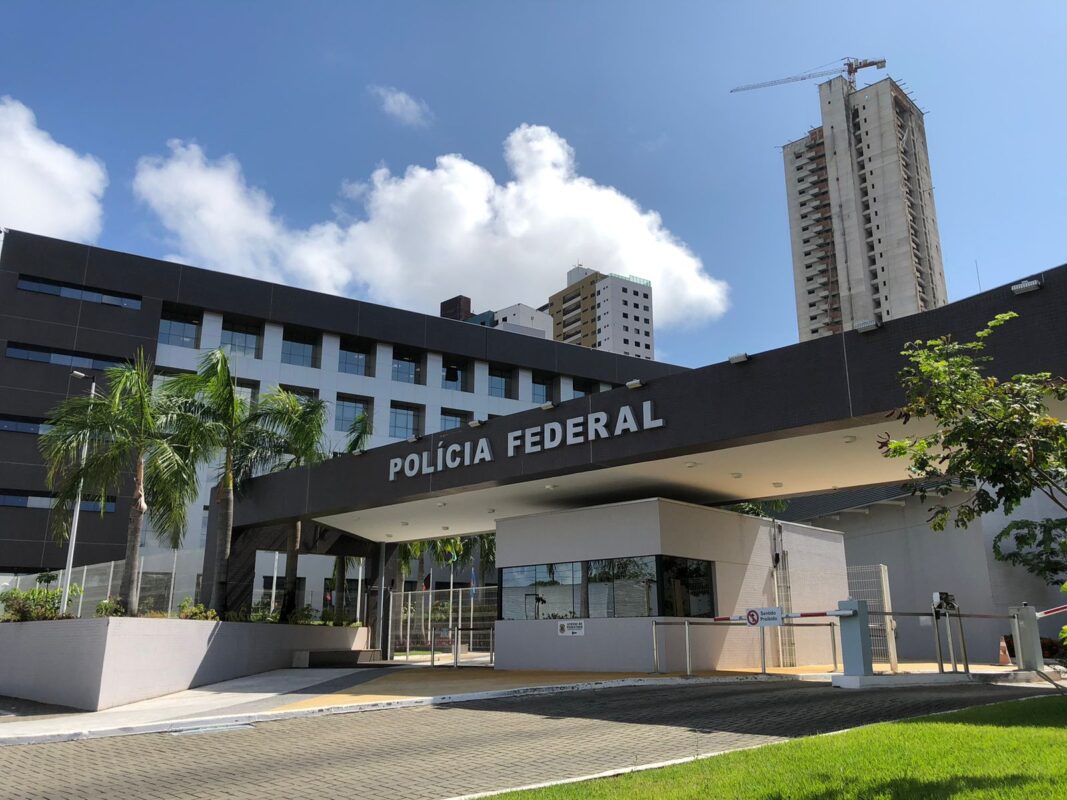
[0, 681, 1047, 800]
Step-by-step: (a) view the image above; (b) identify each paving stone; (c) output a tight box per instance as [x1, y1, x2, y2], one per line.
[0, 681, 1049, 800]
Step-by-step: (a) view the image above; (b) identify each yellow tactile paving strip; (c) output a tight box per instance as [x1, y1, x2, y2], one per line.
[275, 661, 1017, 712]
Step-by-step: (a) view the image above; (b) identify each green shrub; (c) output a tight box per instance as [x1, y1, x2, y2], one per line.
[249, 602, 279, 623]
[177, 597, 219, 621]
[0, 584, 81, 622]
[287, 604, 318, 624]
[95, 597, 126, 617]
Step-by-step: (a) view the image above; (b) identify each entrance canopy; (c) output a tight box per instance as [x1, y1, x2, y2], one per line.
[235, 266, 1066, 543]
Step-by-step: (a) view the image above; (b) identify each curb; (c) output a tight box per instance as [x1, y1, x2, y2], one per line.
[0, 673, 798, 747]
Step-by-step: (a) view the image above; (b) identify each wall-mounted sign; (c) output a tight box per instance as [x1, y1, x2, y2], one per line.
[746, 607, 784, 627]
[558, 620, 585, 636]
[388, 400, 665, 481]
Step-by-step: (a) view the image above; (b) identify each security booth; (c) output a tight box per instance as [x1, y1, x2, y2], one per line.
[494, 498, 846, 672]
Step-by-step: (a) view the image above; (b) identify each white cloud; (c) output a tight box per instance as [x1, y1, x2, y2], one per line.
[368, 85, 433, 128]
[133, 124, 728, 328]
[0, 96, 108, 241]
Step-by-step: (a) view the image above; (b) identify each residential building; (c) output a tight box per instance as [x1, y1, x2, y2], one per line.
[0, 229, 678, 578]
[544, 266, 655, 359]
[440, 296, 553, 339]
[784, 76, 947, 341]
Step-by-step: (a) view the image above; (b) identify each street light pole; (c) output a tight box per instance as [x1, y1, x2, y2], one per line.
[61, 370, 96, 614]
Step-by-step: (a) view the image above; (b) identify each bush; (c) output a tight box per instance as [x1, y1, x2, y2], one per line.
[250, 602, 279, 623]
[95, 597, 126, 617]
[287, 604, 318, 625]
[177, 597, 218, 621]
[0, 583, 81, 622]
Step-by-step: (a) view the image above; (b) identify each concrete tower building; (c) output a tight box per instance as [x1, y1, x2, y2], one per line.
[544, 266, 655, 360]
[784, 76, 947, 341]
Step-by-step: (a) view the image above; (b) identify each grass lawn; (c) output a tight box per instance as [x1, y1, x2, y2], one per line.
[498, 696, 1067, 800]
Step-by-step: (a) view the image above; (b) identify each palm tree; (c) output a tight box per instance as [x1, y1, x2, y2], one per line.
[256, 388, 329, 622]
[40, 351, 202, 615]
[167, 349, 278, 614]
[330, 555, 361, 626]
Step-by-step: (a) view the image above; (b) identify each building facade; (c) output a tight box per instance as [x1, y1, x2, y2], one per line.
[439, 296, 553, 339]
[784, 76, 947, 341]
[0, 229, 675, 575]
[544, 266, 654, 359]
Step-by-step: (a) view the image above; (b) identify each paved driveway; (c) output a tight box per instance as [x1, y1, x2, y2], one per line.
[0, 681, 1048, 800]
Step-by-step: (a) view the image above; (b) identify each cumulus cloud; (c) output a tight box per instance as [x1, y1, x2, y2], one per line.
[0, 96, 108, 241]
[133, 124, 728, 327]
[368, 85, 433, 128]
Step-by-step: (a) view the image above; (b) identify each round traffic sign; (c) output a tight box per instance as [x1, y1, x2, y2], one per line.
[746, 609, 760, 626]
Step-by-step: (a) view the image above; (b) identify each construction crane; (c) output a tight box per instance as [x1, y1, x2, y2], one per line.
[730, 57, 886, 94]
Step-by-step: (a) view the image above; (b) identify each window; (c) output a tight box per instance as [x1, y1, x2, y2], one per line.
[500, 555, 683, 620]
[391, 346, 423, 384]
[199, 506, 210, 547]
[441, 358, 471, 391]
[220, 318, 262, 359]
[6, 343, 122, 371]
[338, 337, 374, 376]
[279, 384, 317, 400]
[661, 557, 714, 617]
[531, 374, 552, 405]
[17, 276, 141, 310]
[234, 380, 259, 405]
[0, 415, 51, 435]
[281, 327, 320, 368]
[440, 408, 470, 431]
[572, 378, 597, 398]
[389, 403, 422, 439]
[336, 394, 371, 433]
[488, 366, 514, 399]
[0, 490, 115, 513]
[158, 306, 201, 348]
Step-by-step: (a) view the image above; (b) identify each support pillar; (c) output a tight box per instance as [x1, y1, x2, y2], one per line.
[1009, 605, 1045, 671]
[837, 599, 874, 678]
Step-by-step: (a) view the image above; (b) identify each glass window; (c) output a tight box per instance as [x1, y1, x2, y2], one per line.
[439, 409, 469, 431]
[281, 328, 320, 368]
[389, 403, 422, 439]
[531, 375, 551, 405]
[612, 556, 659, 617]
[336, 395, 371, 433]
[537, 563, 580, 619]
[391, 347, 422, 384]
[0, 491, 114, 512]
[0, 416, 50, 435]
[220, 318, 262, 359]
[441, 359, 470, 391]
[5, 343, 122, 371]
[279, 384, 317, 400]
[158, 308, 201, 348]
[234, 380, 259, 405]
[488, 366, 513, 399]
[338, 338, 373, 376]
[17, 276, 141, 310]
[572, 378, 597, 398]
[501, 565, 539, 620]
[585, 559, 615, 618]
[661, 557, 715, 618]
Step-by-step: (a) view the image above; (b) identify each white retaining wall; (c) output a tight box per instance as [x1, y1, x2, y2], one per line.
[0, 618, 369, 711]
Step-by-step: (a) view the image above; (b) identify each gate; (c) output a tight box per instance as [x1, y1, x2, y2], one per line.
[846, 563, 899, 671]
[389, 587, 497, 665]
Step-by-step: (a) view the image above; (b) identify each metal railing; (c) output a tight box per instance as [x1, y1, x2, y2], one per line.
[866, 608, 1022, 674]
[651, 611, 848, 676]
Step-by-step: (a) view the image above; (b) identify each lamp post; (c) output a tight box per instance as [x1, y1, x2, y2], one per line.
[61, 370, 96, 614]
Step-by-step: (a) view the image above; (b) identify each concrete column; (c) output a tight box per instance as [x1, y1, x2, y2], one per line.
[1009, 605, 1045, 671]
[837, 599, 874, 677]
[200, 312, 223, 349]
[517, 369, 533, 402]
[559, 376, 574, 402]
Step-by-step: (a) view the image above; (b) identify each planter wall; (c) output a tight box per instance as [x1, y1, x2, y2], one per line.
[0, 617, 369, 711]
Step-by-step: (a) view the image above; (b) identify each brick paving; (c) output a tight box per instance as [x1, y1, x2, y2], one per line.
[0, 681, 1049, 800]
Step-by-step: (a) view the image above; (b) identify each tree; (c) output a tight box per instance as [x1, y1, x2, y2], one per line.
[256, 388, 329, 622]
[330, 556, 360, 626]
[40, 352, 202, 614]
[880, 313, 1067, 585]
[168, 349, 277, 614]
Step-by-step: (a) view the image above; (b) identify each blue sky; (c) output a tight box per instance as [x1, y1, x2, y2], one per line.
[2, 2, 1065, 367]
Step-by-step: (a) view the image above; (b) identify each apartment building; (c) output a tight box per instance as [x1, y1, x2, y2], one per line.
[784, 76, 947, 341]
[440, 296, 552, 339]
[543, 266, 655, 359]
[0, 230, 677, 575]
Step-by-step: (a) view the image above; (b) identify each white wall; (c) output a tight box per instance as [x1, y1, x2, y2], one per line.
[0, 618, 369, 710]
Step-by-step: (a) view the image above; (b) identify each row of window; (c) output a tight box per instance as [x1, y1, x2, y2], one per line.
[500, 555, 715, 620]
[0, 416, 51, 435]
[17, 276, 142, 310]
[6, 344, 123, 371]
[0, 491, 116, 513]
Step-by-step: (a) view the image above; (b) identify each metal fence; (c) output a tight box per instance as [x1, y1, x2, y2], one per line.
[847, 563, 899, 671]
[1, 549, 206, 618]
[389, 587, 498, 665]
